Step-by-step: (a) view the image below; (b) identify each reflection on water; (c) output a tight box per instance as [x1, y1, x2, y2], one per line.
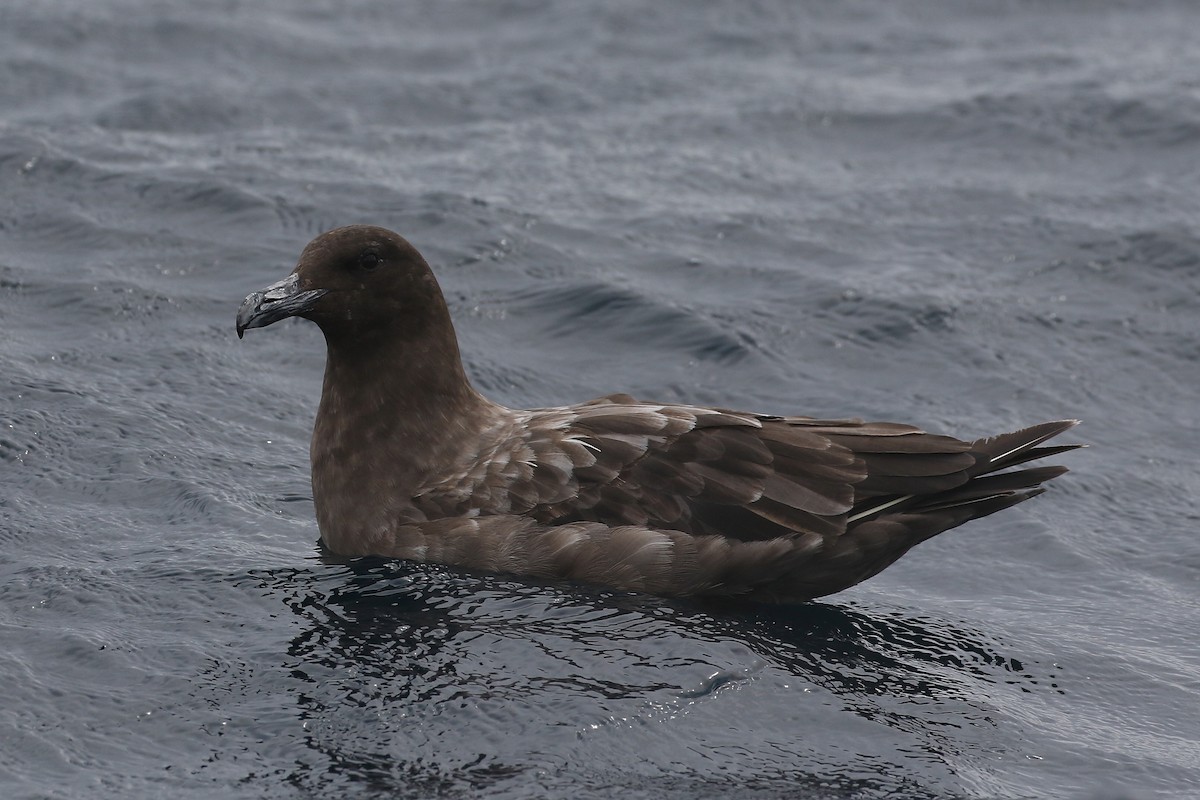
[224, 559, 1048, 797]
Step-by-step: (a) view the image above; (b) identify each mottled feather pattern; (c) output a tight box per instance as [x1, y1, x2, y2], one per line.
[376, 514, 821, 598]
[395, 399, 1078, 601]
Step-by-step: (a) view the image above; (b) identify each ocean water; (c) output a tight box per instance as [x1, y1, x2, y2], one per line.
[2, 1, 1198, 798]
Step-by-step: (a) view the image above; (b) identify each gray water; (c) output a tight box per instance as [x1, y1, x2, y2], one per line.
[2, 2, 1198, 798]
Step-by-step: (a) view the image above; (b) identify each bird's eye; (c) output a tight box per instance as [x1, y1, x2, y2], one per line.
[358, 251, 381, 272]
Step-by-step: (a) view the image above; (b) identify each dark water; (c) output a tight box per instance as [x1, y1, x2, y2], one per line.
[2, 1, 1198, 798]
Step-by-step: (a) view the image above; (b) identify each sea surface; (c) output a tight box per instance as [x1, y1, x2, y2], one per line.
[2, 2, 1198, 798]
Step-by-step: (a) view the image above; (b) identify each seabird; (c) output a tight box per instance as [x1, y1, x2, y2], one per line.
[237, 225, 1079, 603]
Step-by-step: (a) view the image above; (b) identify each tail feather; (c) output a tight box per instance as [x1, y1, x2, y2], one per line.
[777, 420, 1083, 602]
[986, 443, 1082, 473]
[913, 465, 1069, 511]
[972, 420, 1081, 472]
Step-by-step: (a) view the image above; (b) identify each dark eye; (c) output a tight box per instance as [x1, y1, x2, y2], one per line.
[358, 251, 381, 271]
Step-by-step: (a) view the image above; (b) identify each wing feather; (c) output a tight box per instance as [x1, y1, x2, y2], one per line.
[406, 398, 1077, 601]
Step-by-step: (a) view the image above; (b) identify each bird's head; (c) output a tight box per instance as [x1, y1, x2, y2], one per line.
[236, 225, 448, 346]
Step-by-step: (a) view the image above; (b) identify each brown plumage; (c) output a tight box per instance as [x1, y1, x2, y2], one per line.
[236, 225, 1080, 603]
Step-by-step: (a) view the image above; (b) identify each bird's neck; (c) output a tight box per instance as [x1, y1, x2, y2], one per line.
[323, 320, 477, 407]
[309, 327, 494, 553]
